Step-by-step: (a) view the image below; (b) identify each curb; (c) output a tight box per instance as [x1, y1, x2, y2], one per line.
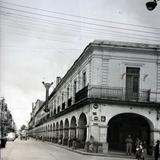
[43, 140, 137, 159]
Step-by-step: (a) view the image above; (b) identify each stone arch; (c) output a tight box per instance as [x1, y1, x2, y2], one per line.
[46, 125, 49, 132]
[45, 125, 47, 140]
[52, 123, 56, 138]
[56, 122, 59, 139]
[50, 124, 52, 131]
[48, 124, 50, 140]
[70, 116, 77, 140]
[64, 119, 69, 138]
[62, 118, 69, 145]
[47, 124, 49, 131]
[53, 123, 55, 130]
[54, 108, 56, 115]
[60, 120, 63, 139]
[50, 124, 52, 140]
[45, 125, 47, 132]
[42, 126, 44, 138]
[107, 112, 154, 153]
[78, 113, 87, 142]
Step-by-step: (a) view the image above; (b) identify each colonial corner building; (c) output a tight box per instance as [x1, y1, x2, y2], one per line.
[28, 40, 160, 154]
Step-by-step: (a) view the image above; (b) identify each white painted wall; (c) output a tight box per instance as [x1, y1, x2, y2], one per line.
[90, 48, 158, 96]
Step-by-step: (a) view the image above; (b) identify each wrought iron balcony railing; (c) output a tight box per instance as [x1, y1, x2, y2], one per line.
[75, 86, 88, 103]
[75, 85, 160, 103]
[67, 98, 72, 107]
[62, 102, 66, 110]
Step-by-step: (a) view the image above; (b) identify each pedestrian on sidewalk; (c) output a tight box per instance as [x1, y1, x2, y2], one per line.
[135, 137, 141, 157]
[142, 141, 147, 160]
[154, 140, 160, 160]
[125, 134, 133, 155]
[136, 141, 143, 160]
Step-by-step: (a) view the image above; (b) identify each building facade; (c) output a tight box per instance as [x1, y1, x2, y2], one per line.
[28, 40, 160, 154]
[28, 99, 44, 130]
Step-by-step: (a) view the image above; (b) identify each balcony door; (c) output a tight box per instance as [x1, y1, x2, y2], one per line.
[125, 67, 140, 101]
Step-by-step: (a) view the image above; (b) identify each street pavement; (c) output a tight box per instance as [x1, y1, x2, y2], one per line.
[0, 138, 153, 160]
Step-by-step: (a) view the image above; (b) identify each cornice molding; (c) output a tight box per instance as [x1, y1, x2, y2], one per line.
[92, 40, 160, 52]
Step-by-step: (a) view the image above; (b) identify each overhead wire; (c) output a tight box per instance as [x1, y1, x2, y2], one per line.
[1, 45, 82, 54]
[0, 0, 160, 30]
[1, 11, 160, 41]
[1, 18, 81, 40]
[2, 19, 160, 43]
[0, 5, 160, 36]
[1, 29, 80, 44]
[0, 23, 80, 45]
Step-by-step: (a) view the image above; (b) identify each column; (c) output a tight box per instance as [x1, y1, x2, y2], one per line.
[152, 129, 160, 144]
[86, 125, 89, 142]
[76, 126, 79, 139]
[99, 125, 108, 154]
[62, 128, 65, 145]
[68, 128, 71, 146]
[89, 125, 99, 141]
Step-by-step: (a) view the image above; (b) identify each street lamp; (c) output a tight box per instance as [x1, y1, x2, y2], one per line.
[42, 81, 53, 112]
[146, 0, 159, 11]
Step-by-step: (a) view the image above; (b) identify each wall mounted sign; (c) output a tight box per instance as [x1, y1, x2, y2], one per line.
[93, 103, 98, 109]
[94, 116, 98, 121]
[93, 123, 98, 126]
[93, 112, 97, 115]
[101, 116, 106, 122]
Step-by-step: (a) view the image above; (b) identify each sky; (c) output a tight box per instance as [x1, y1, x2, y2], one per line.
[0, 0, 160, 129]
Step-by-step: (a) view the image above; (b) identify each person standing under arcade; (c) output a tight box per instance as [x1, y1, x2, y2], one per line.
[154, 140, 160, 160]
[125, 135, 133, 155]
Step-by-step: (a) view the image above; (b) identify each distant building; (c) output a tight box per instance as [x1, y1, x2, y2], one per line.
[28, 40, 160, 154]
[28, 99, 44, 129]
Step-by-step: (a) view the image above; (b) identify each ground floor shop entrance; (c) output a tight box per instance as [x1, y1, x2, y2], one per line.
[107, 113, 152, 153]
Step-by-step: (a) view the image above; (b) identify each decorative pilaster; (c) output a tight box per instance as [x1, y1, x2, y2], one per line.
[102, 59, 109, 86]
[151, 128, 160, 144]
[99, 125, 108, 154]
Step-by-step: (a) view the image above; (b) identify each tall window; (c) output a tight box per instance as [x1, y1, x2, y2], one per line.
[82, 72, 86, 88]
[74, 80, 77, 96]
[126, 67, 140, 100]
[62, 92, 64, 103]
[57, 97, 59, 105]
[54, 99, 56, 114]
[67, 87, 69, 99]
[62, 92, 65, 110]
[54, 99, 56, 108]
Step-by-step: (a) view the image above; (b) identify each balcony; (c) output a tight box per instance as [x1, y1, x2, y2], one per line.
[32, 86, 160, 128]
[75, 86, 88, 103]
[54, 109, 56, 114]
[67, 98, 72, 107]
[62, 102, 66, 110]
[75, 85, 160, 103]
[57, 106, 60, 113]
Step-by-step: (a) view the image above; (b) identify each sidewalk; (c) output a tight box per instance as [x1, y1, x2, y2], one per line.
[40, 140, 155, 160]
[41, 140, 136, 159]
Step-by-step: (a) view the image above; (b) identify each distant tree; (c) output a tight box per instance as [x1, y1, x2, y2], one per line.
[20, 125, 26, 131]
